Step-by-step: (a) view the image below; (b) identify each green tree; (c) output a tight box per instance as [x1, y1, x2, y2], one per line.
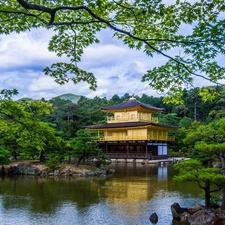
[1, 1, 225, 102]
[48, 97, 78, 139]
[69, 129, 101, 166]
[0, 147, 10, 165]
[158, 113, 179, 126]
[95, 154, 112, 169]
[184, 118, 225, 209]
[179, 117, 193, 129]
[174, 159, 225, 207]
[0, 98, 64, 162]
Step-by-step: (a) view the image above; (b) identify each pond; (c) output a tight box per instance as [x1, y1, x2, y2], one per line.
[0, 163, 204, 225]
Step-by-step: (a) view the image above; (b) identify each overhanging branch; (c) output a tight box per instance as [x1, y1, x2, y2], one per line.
[4, 0, 222, 85]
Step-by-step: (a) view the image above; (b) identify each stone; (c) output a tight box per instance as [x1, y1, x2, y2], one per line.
[188, 209, 216, 225]
[149, 212, 158, 224]
[171, 203, 225, 225]
[95, 168, 107, 176]
[107, 169, 115, 174]
[171, 202, 188, 219]
[17, 162, 40, 175]
[40, 171, 48, 177]
[65, 168, 70, 176]
[84, 170, 95, 176]
[180, 212, 190, 223]
[99, 174, 106, 178]
[17, 162, 32, 173]
[7, 166, 19, 175]
[54, 170, 60, 176]
[25, 167, 40, 175]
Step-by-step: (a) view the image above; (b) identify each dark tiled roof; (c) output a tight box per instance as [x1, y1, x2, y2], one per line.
[85, 122, 179, 130]
[101, 98, 164, 111]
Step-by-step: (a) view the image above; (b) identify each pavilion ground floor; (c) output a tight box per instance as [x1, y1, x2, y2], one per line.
[98, 140, 170, 160]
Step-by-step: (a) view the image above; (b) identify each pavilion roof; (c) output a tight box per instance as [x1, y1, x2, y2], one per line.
[101, 97, 164, 112]
[85, 121, 179, 130]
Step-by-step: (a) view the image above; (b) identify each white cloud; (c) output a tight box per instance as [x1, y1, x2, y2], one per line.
[0, 24, 178, 101]
[29, 76, 59, 92]
[0, 24, 222, 102]
[0, 29, 57, 71]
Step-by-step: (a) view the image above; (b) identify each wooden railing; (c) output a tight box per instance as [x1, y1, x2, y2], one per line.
[98, 135, 175, 141]
[91, 153, 170, 160]
[107, 153, 151, 159]
[107, 115, 158, 123]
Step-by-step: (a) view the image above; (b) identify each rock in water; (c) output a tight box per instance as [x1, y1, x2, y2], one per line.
[149, 212, 158, 224]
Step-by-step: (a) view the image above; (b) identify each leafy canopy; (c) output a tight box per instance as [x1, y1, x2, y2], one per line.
[0, 1, 225, 103]
[184, 118, 225, 160]
[174, 160, 225, 189]
[174, 159, 225, 207]
[69, 129, 101, 166]
[0, 97, 64, 160]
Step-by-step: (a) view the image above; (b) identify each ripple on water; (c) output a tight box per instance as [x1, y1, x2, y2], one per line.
[0, 193, 204, 225]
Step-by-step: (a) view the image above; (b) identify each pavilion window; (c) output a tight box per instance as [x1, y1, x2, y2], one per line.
[131, 114, 135, 120]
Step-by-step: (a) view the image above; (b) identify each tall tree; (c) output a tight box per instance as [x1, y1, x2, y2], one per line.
[0, 1, 225, 102]
[69, 129, 101, 166]
[48, 97, 79, 139]
[174, 159, 225, 207]
[184, 118, 225, 209]
[0, 98, 64, 162]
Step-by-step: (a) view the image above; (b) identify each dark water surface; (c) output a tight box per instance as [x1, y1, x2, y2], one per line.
[0, 163, 204, 225]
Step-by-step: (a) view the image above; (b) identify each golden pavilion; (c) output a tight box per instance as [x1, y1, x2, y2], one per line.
[85, 96, 179, 160]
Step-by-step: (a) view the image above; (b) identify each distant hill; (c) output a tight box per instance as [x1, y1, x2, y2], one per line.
[17, 97, 33, 103]
[17, 93, 83, 104]
[54, 93, 82, 104]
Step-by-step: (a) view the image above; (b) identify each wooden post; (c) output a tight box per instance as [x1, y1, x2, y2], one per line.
[146, 142, 148, 158]
[106, 142, 108, 154]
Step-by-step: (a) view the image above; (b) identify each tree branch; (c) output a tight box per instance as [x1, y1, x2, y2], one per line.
[7, 0, 223, 85]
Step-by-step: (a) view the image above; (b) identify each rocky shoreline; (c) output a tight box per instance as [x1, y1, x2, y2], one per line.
[171, 202, 225, 225]
[1, 162, 115, 178]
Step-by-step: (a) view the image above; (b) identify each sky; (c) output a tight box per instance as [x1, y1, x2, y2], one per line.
[0, 28, 166, 101]
[0, 25, 216, 101]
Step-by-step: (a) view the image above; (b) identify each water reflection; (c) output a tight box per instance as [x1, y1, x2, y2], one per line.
[0, 163, 204, 225]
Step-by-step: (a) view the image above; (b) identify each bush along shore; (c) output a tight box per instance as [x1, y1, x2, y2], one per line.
[0, 162, 115, 178]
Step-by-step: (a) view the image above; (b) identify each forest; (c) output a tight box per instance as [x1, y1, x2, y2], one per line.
[0, 86, 224, 167]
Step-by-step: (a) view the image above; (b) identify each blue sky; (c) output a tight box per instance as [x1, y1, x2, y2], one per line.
[0, 26, 216, 101]
[0, 28, 168, 100]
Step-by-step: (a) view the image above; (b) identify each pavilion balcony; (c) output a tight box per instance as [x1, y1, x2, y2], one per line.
[98, 135, 175, 142]
[107, 115, 158, 123]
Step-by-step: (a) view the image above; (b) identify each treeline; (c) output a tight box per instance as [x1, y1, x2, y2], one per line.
[46, 87, 225, 133]
[0, 87, 224, 165]
[40, 87, 225, 154]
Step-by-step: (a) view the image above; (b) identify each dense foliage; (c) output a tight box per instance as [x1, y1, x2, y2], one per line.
[174, 160, 225, 207]
[0, 1, 225, 102]
[0, 87, 223, 164]
[69, 129, 101, 166]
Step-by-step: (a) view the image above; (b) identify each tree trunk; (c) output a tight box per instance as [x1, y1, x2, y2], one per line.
[12, 149, 17, 160]
[205, 180, 211, 208]
[0, 165, 5, 176]
[39, 150, 45, 162]
[76, 156, 84, 166]
[221, 187, 225, 210]
[220, 154, 225, 209]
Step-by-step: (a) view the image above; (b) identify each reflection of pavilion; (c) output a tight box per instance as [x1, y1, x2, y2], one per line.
[102, 166, 169, 207]
[158, 166, 168, 181]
